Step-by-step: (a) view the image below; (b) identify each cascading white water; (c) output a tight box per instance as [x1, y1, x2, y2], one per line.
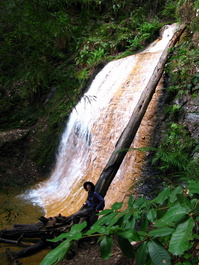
[24, 23, 179, 217]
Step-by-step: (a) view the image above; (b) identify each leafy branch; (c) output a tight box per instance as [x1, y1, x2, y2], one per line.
[41, 180, 199, 265]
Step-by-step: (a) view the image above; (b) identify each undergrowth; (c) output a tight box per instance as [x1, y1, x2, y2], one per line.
[41, 180, 199, 265]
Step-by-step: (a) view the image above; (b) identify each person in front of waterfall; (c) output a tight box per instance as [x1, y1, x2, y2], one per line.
[72, 181, 105, 227]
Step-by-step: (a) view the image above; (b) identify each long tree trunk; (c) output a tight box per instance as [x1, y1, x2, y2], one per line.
[95, 24, 186, 197]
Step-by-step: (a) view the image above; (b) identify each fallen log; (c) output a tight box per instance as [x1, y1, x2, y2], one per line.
[0, 237, 33, 247]
[0, 214, 72, 240]
[0, 214, 73, 263]
[12, 240, 46, 259]
[95, 23, 186, 197]
[6, 248, 21, 265]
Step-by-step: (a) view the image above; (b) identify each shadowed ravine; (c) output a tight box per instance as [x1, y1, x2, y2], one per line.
[24, 23, 180, 218]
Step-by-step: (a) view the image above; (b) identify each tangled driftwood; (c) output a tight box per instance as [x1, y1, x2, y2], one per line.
[0, 214, 73, 263]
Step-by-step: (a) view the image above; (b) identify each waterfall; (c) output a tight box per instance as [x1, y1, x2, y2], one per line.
[24, 23, 179, 217]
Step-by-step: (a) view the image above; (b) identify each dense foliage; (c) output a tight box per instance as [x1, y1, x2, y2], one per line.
[41, 181, 199, 265]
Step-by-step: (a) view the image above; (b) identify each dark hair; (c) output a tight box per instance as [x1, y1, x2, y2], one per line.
[83, 181, 95, 191]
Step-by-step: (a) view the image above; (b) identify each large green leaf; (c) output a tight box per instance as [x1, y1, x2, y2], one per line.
[176, 193, 191, 210]
[147, 208, 157, 222]
[135, 241, 148, 265]
[188, 180, 199, 195]
[85, 224, 107, 235]
[116, 229, 140, 242]
[155, 203, 189, 227]
[169, 217, 195, 255]
[148, 240, 171, 265]
[148, 226, 175, 237]
[118, 236, 135, 258]
[133, 196, 146, 209]
[169, 186, 183, 203]
[107, 210, 128, 229]
[40, 239, 74, 265]
[153, 187, 170, 205]
[99, 209, 113, 215]
[90, 211, 118, 228]
[128, 195, 135, 207]
[100, 236, 113, 259]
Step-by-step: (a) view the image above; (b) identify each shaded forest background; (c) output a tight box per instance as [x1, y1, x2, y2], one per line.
[0, 0, 198, 191]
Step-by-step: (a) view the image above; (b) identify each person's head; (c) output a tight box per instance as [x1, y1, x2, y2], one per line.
[83, 181, 95, 192]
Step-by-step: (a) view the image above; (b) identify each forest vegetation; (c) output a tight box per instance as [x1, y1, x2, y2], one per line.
[0, 0, 199, 264]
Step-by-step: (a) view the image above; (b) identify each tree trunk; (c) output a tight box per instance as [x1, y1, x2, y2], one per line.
[95, 24, 186, 197]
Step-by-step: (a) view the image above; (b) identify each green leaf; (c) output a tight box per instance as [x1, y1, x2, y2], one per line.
[122, 214, 136, 230]
[128, 195, 135, 207]
[188, 180, 199, 195]
[169, 217, 195, 255]
[40, 239, 74, 265]
[147, 208, 157, 222]
[140, 214, 149, 231]
[155, 203, 189, 227]
[148, 240, 171, 265]
[91, 211, 118, 228]
[85, 225, 107, 235]
[148, 226, 175, 237]
[193, 233, 199, 239]
[48, 221, 87, 242]
[133, 197, 146, 208]
[135, 242, 148, 265]
[176, 194, 191, 210]
[107, 210, 128, 229]
[99, 209, 113, 215]
[100, 236, 113, 259]
[111, 202, 123, 210]
[169, 186, 183, 203]
[118, 237, 135, 258]
[116, 229, 140, 242]
[153, 187, 170, 205]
